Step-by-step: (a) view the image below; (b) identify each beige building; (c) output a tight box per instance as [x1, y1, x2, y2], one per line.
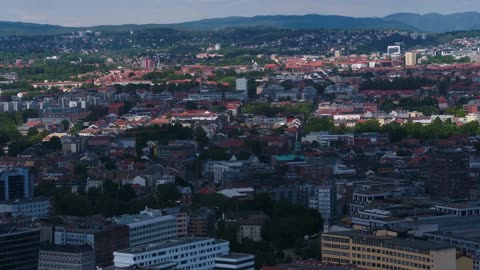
[405, 52, 417, 66]
[321, 230, 456, 270]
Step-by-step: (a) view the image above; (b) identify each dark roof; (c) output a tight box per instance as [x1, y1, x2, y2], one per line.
[40, 243, 93, 253]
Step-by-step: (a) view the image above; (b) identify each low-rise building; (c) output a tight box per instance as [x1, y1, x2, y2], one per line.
[321, 230, 456, 270]
[113, 209, 178, 248]
[214, 253, 255, 270]
[38, 244, 96, 270]
[0, 196, 51, 218]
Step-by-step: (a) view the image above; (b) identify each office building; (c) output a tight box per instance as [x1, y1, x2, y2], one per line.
[0, 166, 33, 201]
[235, 78, 247, 92]
[113, 237, 230, 270]
[297, 182, 337, 227]
[214, 253, 254, 270]
[405, 52, 417, 66]
[39, 244, 96, 270]
[113, 209, 178, 248]
[321, 230, 456, 270]
[54, 219, 129, 267]
[0, 196, 51, 218]
[189, 207, 216, 237]
[0, 224, 40, 270]
[428, 149, 472, 200]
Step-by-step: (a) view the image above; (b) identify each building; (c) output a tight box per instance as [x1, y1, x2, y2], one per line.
[189, 207, 216, 237]
[224, 212, 268, 243]
[334, 50, 342, 59]
[387, 46, 401, 55]
[54, 220, 129, 267]
[321, 230, 456, 270]
[236, 78, 248, 101]
[405, 52, 417, 66]
[236, 78, 247, 92]
[214, 253, 254, 270]
[113, 238, 230, 270]
[0, 224, 40, 270]
[39, 244, 96, 270]
[141, 57, 155, 70]
[428, 149, 472, 200]
[297, 182, 337, 228]
[0, 196, 51, 218]
[0, 166, 33, 201]
[113, 209, 178, 248]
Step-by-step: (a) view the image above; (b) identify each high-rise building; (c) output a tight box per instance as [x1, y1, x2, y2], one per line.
[321, 230, 456, 270]
[0, 224, 40, 270]
[140, 57, 155, 70]
[113, 238, 230, 270]
[405, 52, 417, 66]
[0, 167, 33, 201]
[236, 78, 248, 101]
[113, 209, 178, 248]
[297, 182, 337, 228]
[428, 149, 472, 200]
[38, 244, 96, 270]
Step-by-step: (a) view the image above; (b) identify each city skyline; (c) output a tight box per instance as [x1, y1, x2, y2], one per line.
[2, 0, 480, 27]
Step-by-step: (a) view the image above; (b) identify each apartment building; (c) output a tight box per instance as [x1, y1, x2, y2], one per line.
[321, 230, 456, 270]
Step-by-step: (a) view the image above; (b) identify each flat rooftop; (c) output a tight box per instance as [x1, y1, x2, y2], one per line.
[116, 238, 227, 254]
[324, 230, 454, 251]
[217, 252, 254, 260]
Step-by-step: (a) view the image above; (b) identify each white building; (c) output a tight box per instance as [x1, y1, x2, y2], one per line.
[214, 253, 254, 270]
[0, 197, 51, 218]
[113, 209, 178, 248]
[113, 238, 230, 269]
[235, 78, 247, 92]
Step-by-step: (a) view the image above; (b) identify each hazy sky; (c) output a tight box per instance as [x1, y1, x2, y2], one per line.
[2, 0, 480, 26]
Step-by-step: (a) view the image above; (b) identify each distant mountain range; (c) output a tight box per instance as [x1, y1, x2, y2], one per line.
[4, 12, 480, 36]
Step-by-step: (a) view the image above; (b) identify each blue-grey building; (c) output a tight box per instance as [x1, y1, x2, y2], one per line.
[0, 167, 33, 201]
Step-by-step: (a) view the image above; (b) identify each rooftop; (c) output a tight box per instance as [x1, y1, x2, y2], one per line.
[115, 238, 227, 254]
[324, 230, 454, 251]
[40, 244, 93, 253]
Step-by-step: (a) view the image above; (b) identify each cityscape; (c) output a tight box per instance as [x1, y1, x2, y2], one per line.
[3, 1, 480, 270]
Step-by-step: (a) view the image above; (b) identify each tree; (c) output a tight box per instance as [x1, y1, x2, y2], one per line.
[156, 184, 180, 206]
[194, 127, 209, 148]
[26, 127, 39, 137]
[185, 101, 198, 110]
[45, 136, 62, 150]
[61, 119, 70, 131]
[104, 159, 116, 171]
[304, 117, 334, 133]
[354, 119, 381, 133]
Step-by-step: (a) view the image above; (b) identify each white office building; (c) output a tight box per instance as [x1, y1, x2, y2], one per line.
[214, 253, 254, 270]
[113, 209, 178, 248]
[113, 237, 230, 270]
[0, 197, 51, 218]
[235, 78, 247, 92]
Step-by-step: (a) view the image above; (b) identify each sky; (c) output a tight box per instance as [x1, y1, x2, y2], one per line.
[2, 0, 480, 27]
